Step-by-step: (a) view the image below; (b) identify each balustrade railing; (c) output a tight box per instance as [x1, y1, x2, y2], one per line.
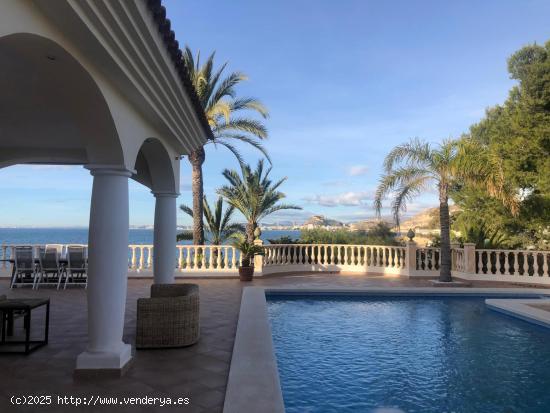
[1, 242, 549, 283]
[475, 249, 550, 278]
[416, 247, 440, 272]
[263, 244, 407, 275]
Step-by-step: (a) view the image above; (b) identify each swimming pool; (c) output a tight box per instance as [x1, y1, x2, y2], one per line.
[267, 295, 550, 413]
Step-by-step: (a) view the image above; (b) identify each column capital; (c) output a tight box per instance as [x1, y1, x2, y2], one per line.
[152, 191, 180, 198]
[85, 164, 134, 177]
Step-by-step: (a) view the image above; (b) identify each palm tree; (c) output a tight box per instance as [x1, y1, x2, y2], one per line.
[178, 196, 244, 245]
[183, 47, 269, 245]
[217, 160, 302, 243]
[374, 138, 517, 282]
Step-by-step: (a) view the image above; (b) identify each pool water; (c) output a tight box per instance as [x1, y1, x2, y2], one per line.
[267, 296, 550, 413]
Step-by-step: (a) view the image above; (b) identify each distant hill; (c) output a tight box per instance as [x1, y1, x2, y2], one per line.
[349, 219, 393, 231]
[400, 205, 460, 230]
[303, 215, 343, 228]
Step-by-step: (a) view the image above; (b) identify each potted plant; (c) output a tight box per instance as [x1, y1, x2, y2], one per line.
[232, 235, 265, 281]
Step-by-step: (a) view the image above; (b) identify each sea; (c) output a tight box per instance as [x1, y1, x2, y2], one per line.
[0, 228, 301, 246]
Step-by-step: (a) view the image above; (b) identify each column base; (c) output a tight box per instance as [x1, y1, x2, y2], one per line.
[75, 343, 132, 375]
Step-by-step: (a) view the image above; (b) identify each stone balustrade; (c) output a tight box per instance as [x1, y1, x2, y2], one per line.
[1, 242, 549, 284]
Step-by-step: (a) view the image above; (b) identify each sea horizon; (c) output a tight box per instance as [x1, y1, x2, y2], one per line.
[0, 227, 301, 245]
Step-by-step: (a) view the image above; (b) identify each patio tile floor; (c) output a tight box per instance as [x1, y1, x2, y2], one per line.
[0, 274, 540, 412]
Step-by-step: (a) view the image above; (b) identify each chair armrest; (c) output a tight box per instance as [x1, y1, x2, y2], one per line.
[151, 283, 199, 298]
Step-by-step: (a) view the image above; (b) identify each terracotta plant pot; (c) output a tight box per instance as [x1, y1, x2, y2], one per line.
[238, 266, 254, 282]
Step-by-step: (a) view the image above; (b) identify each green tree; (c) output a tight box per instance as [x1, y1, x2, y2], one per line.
[455, 41, 550, 249]
[218, 160, 301, 243]
[299, 224, 399, 245]
[183, 47, 269, 245]
[374, 138, 516, 282]
[178, 196, 244, 245]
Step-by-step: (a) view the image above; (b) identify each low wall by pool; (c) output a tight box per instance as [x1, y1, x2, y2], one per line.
[223, 287, 550, 413]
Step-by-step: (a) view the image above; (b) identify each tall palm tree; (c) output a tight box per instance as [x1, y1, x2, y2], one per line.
[183, 47, 269, 245]
[178, 196, 244, 245]
[374, 138, 517, 282]
[218, 160, 302, 243]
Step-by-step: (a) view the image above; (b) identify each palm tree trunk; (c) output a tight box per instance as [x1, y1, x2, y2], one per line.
[189, 147, 205, 245]
[245, 222, 256, 244]
[439, 184, 452, 282]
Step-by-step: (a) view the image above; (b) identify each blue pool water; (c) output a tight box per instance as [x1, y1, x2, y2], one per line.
[267, 296, 550, 413]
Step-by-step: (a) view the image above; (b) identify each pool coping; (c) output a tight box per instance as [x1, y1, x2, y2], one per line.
[486, 298, 550, 328]
[222, 287, 550, 413]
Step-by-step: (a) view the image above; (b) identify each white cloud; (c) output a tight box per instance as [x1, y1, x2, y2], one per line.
[304, 191, 372, 207]
[348, 165, 369, 176]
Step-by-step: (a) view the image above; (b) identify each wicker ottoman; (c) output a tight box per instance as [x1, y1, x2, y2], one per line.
[136, 283, 200, 349]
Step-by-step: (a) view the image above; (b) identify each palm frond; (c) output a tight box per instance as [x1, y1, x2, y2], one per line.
[179, 204, 194, 217]
[383, 138, 433, 173]
[213, 118, 268, 139]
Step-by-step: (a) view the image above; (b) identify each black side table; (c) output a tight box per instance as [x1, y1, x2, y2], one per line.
[0, 298, 50, 354]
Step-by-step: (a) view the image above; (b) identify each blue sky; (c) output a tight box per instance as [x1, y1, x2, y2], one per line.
[1, 0, 549, 227]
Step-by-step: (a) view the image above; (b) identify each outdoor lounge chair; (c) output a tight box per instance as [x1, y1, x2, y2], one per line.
[10, 246, 36, 288]
[35, 247, 62, 289]
[136, 284, 200, 349]
[61, 245, 87, 289]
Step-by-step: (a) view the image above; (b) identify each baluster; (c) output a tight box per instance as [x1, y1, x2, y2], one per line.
[264, 247, 270, 265]
[511, 251, 518, 275]
[191, 247, 200, 270]
[217, 246, 223, 268]
[286, 246, 291, 264]
[183, 247, 190, 269]
[543, 252, 549, 278]
[532, 252, 540, 277]
[138, 247, 144, 270]
[130, 247, 136, 269]
[296, 245, 302, 264]
[146, 247, 152, 269]
[1, 245, 5, 269]
[198, 247, 205, 268]
[232, 247, 237, 267]
[477, 251, 483, 274]
[541, 252, 550, 277]
[178, 245, 183, 270]
[206, 246, 213, 269]
[503, 252, 509, 275]
[344, 245, 349, 265]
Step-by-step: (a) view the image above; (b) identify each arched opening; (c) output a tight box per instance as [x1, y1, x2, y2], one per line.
[133, 138, 177, 194]
[0, 33, 124, 168]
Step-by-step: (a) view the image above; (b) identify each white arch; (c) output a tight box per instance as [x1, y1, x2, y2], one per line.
[0, 33, 125, 168]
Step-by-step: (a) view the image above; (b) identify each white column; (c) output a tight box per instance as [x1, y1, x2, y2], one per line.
[76, 167, 132, 371]
[153, 192, 178, 284]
